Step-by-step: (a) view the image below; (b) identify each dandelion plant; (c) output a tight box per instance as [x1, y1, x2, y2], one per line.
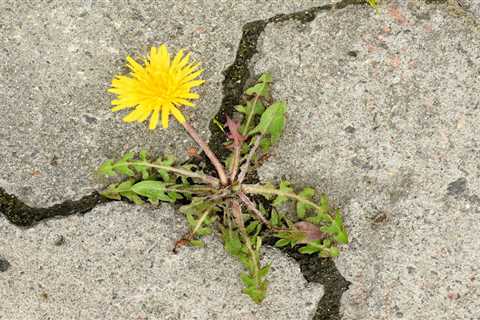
[98, 45, 349, 304]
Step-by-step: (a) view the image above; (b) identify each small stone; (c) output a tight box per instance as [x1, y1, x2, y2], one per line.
[344, 125, 356, 133]
[0, 256, 11, 272]
[347, 50, 358, 57]
[53, 234, 65, 246]
[447, 178, 467, 195]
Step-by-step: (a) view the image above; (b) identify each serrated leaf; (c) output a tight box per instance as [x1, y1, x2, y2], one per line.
[329, 246, 340, 257]
[270, 209, 280, 226]
[100, 184, 122, 200]
[320, 224, 338, 235]
[240, 273, 256, 287]
[224, 229, 243, 256]
[242, 282, 267, 304]
[259, 138, 272, 153]
[272, 180, 293, 207]
[335, 230, 349, 244]
[196, 227, 212, 237]
[319, 194, 329, 214]
[186, 212, 196, 228]
[131, 180, 173, 204]
[120, 191, 145, 205]
[154, 155, 176, 182]
[98, 159, 116, 177]
[296, 187, 315, 218]
[179, 198, 210, 216]
[259, 263, 271, 278]
[246, 221, 259, 234]
[298, 240, 322, 255]
[114, 152, 135, 176]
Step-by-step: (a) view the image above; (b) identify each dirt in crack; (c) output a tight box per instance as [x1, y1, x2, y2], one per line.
[0, 187, 107, 227]
[207, 1, 364, 319]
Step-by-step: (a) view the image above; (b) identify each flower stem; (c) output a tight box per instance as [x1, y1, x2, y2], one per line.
[182, 121, 229, 186]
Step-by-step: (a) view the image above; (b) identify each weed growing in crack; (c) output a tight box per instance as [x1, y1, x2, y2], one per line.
[98, 45, 349, 304]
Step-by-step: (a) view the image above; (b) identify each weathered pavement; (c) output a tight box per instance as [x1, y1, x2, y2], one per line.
[1, 0, 479, 319]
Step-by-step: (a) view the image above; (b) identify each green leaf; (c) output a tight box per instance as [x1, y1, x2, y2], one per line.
[249, 101, 286, 144]
[259, 137, 272, 153]
[179, 198, 210, 216]
[335, 230, 349, 244]
[98, 159, 116, 177]
[319, 194, 329, 214]
[245, 73, 272, 97]
[246, 221, 259, 234]
[242, 281, 267, 304]
[190, 240, 205, 248]
[320, 224, 338, 235]
[274, 238, 290, 247]
[240, 273, 256, 287]
[115, 152, 135, 176]
[131, 180, 173, 204]
[298, 240, 322, 255]
[258, 73, 272, 83]
[329, 246, 340, 257]
[259, 263, 271, 278]
[306, 213, 332, 225]
[154, 155, 176, 182]
[270, 209, 279, 226]
[121, 191, 145, 205]
[296, 187, 315, 219]
[100, 184, 122, 200]
[196, 227, 212, 237]
[223, 229, 243, 256]
[272, 180, 293, 207]
[186, 212, 197, 228]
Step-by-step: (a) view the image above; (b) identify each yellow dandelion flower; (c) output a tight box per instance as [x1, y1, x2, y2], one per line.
[108, 45, 205, 129]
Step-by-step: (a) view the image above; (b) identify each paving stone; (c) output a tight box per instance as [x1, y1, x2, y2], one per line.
[0, 0, 333, 207]
[0, 202, 323, 320]
[253, 1, 480, 319]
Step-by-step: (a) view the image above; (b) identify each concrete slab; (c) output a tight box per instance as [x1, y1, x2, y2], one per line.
[253, 1, 480, 319]
[0, 0, 333, 207]
[0, 202, 323, 319]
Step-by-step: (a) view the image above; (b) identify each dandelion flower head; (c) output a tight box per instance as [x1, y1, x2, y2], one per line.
[109, 45, 204, 129]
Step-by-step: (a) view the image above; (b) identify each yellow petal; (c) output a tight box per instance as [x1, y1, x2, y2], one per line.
[161, 105, 169, 128]
[149, 107, 159, 130]
[159, 44, 170, 68]
[112, 104, 133, 112]
[170, 106, 186, 123]
[178, 52, 191, 69]
[123, 108, 144, 122]
[171, 49, 185, 69]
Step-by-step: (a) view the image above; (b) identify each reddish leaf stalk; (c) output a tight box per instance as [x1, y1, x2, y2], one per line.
[182, 121, 229, 186]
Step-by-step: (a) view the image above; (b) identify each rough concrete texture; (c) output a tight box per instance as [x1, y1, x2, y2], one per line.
[0, 0, 333, 207]
[0, 202, 323, 319]
[254, 1, 480, 319]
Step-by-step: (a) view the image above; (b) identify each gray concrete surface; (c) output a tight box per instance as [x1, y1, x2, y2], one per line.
[2, 0, 480, 319]
[0, 202, 322, 320]
[0, 0, 333, 207]
[254, 1, 480, 319]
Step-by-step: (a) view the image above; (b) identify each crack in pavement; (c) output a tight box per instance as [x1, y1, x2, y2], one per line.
[0, 188, 107, 227]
